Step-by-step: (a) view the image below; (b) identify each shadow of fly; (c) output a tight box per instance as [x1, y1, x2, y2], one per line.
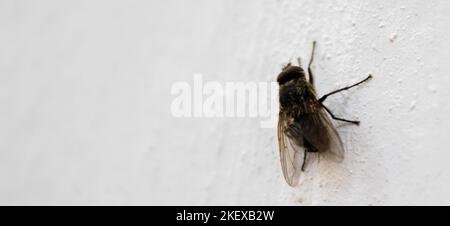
[277, 41, 372, 186]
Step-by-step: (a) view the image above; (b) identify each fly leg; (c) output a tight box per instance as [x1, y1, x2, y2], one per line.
[302, 150, 307, 171]
[319, 75, 372, 103]
[308, 41, 316, 87]
[302, 139, 318, 171]
[321, 103, 360, 125]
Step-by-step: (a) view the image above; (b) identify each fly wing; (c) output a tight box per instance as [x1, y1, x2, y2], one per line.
[278, 112, 306, 187]
[299, 109, 345, 162]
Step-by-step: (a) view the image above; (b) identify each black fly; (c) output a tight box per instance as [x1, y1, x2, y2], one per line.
[277, 41, 372, 186]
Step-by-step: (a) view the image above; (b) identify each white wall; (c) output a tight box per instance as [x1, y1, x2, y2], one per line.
[1, 0, 450, 205]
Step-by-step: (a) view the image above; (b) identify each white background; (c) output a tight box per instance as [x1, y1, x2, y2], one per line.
[1, 0, 450, 205]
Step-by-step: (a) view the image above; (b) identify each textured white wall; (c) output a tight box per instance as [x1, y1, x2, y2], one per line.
[1, 0, 450, 205]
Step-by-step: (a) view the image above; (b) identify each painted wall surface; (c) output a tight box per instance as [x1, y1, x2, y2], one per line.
[1, 0, 450, 205]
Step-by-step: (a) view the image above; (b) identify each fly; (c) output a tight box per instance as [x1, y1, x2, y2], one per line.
[277, 41, 372, 186]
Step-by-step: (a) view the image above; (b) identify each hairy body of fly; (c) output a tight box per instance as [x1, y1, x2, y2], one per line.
[279, 78, 318, 117]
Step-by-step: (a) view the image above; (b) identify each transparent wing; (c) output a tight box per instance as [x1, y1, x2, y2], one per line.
[278, 112, 306, 187]
[319, 109, 345, 161]
[299, 109, 345, 162]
